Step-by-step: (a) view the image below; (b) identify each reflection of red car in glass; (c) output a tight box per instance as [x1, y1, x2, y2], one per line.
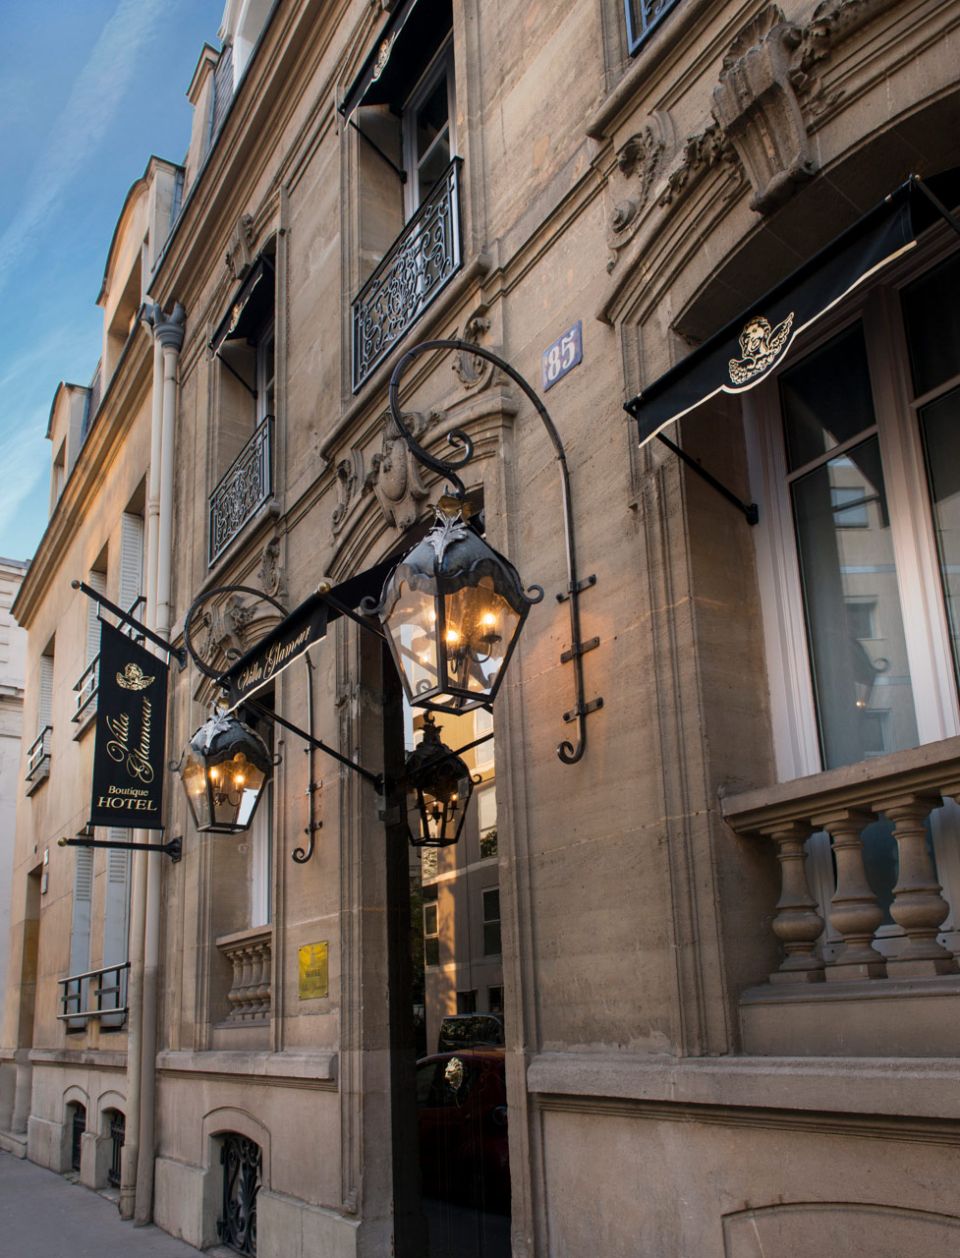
[416, 1050, 510, 1214]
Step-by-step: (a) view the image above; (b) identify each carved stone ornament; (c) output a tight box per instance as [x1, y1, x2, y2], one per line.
[658, 122, 738, 209]
[607, 115, 671, 268]
[257, 533, 284, 599]
[451, 315, 494, 389]
[711, 5, 816, 214]
[365, 409, 435, 531]
[225, 213, 257, 282]
[201, 594, 255, 667]
[332, 450, 364, 535]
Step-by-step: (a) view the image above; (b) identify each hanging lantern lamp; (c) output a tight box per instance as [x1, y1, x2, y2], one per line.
[403, 713, 475, 847]
[179, 710, 273, 834]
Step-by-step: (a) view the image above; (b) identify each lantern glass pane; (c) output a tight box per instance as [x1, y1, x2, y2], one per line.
[208, 753, 266, 830]
[387, 580, 441, 701]
[181, 751, 211, 829]
[443, 579, 521, 696]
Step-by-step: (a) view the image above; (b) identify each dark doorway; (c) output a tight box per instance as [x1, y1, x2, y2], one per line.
[384, 647, 512, 1257]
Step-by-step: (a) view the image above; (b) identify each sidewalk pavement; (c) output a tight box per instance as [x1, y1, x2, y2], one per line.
[0, 1152, 205, 1257]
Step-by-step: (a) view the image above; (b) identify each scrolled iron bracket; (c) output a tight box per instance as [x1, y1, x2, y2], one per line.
[182, 584, 323, 864]
[387, 339, 601, 764]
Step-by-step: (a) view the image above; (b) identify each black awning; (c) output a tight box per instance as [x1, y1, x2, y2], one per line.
[625, 170, 960, 447]
[340, 0, 452, 117]
[209, 256, 275, 355]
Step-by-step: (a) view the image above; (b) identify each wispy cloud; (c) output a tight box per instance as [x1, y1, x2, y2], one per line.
[0, 0, 170, 296]
[0, 417, 49, 547]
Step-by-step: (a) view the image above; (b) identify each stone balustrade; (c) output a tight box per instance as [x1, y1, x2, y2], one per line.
[216, 927, 273, 1024]
[724, 738, 960, 986]
[723, 739, 960, 1056]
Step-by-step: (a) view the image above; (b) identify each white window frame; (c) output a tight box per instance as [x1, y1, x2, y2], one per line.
[745, 233, 960, 947]
[401, 40, 456, 222]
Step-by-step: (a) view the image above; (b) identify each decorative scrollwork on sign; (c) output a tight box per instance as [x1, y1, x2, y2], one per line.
[209, 417, 273, 563]
[351, 159, 463, 390]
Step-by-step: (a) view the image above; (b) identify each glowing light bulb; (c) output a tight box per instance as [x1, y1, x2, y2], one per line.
[445, 629, 461, 646]
[480, 611, 497, 629]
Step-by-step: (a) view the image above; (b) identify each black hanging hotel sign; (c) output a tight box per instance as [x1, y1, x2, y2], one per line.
[90, 621, 168, 830]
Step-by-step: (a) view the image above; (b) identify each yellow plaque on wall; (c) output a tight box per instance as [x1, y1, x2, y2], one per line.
[298, 942, 329, 1000]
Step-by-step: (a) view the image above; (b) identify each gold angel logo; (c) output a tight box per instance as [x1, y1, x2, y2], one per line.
[728, 312, 795, 385]
[116, 662, 155, 691]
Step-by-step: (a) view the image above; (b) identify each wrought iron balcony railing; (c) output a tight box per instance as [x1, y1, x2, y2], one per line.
[209, 416, 273, 565]
[623, 0, 682, 55]
[352, 157, 463, 391]
[26, 725, 52, 784]
[73, 656, 99, 723]
[58, 961, 130, 1025]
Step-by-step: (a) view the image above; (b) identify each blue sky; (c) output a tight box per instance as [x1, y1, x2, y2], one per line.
[0, 0, 224, 562]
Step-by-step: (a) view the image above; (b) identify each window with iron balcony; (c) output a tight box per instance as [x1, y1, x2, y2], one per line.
[209, 247, 276, 564]
[346, 0, 462, 391]
[623, 0, 683, 57]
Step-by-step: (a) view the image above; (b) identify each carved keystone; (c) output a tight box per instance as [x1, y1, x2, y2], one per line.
[712, 5, 816, 214]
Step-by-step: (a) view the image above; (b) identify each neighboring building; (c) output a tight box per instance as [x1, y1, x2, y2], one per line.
[0, 557, 28, 1092]
[3, 1, 960, 1255]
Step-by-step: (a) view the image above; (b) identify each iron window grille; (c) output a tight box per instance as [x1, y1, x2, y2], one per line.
[26, 725, 52, 783]
[108, 1111, 125, 1188]
[623, 0, 683, 55]
[71, 1104, 86, 1173]
[218, 1133, 262, 1256]
[351, 157, 463, 391]
[58, 962, 130, 1025]
[209, 416, 274, 565]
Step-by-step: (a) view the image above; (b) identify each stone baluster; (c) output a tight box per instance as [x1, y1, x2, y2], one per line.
[224, 944, 245, 1021]
[255, 940, 272, 1018]
[873, 793, 957, 977]
[760, 820, 824, 982]
[812, 807, 886, 980]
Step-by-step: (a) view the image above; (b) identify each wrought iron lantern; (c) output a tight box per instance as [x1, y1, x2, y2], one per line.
[373, 508, 539, 715]
[180, 710, 273, 835]
[404, 714, 474, 847]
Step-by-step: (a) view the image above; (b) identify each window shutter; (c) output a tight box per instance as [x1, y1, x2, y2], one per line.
[102, 831, 131, 967]
[86, 570, 106, 665]
[38, 654, 54, 732]
[69, 847, 93, 976]
[119, 513, 144, 613]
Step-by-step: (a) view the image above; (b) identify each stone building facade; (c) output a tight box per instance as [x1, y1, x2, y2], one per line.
[3, 0, 960, 1255]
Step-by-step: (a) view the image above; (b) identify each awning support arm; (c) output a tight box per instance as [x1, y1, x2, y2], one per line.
[216, 350, 257, 398]
[347, 116, 407, 184]
[656, 433, 759, 526]
[913, 176, 960, 240]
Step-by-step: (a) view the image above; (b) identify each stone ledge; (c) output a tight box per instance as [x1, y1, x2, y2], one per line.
[526, 1051, 960, 1120]
[721, 735, 960, 832]
[28, 1048, 127, 1071]
[156, 1049, 336, 1086]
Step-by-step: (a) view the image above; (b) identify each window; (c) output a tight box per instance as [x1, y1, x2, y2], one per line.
[477, 785, 497, 860]
[456, 989, 477, 1015]
[209, 251, 276, 563]
[754, 247, 960, 779]
[624, 0, 682, 56]
[401, 43, 455, 221]
[751, 245, 960, 943]
[27, 645, 54, 787]
[74, 560, 106, 729]
[423, 901, 439, 967]
[482, 888, 501, 957]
